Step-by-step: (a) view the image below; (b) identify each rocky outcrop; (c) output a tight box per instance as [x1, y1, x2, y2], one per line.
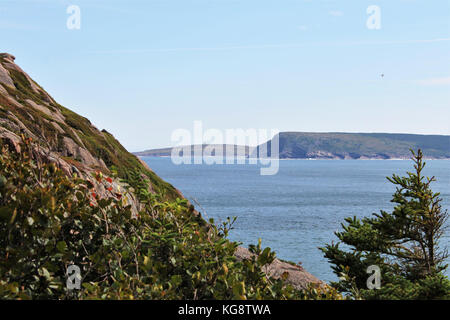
[234, 247, 323, 290]
[0, 63, 14, 88]
[0, 126, 141, 215]
[0, 52, 181, 205]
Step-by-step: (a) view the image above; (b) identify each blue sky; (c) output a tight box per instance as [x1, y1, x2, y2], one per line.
[1, 0, 449, 151]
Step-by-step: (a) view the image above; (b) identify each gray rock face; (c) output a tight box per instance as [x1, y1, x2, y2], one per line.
[0, 53, 15, 62]
[0, 63, 14, 88]
[26, 99, 65, 123]
[61, 136, 108, 170]
[0, 53, 140, 214]
[234, 247, 323, 290]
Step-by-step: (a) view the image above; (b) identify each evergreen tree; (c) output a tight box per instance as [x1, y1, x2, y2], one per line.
[321, 149, 450, 299]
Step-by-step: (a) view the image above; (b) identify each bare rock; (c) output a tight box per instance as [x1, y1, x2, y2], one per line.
[0, 128, 22, 153]
[62, 136, 108, 171]
[0, 53, 55, 104]
[234, 246, 323, 290]
[26, 99, 65, 123]
[0, 53, 16, 62]
[0, 63, 14, 88]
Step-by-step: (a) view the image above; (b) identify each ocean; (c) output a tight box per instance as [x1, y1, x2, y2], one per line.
[142, 157, 450, 283]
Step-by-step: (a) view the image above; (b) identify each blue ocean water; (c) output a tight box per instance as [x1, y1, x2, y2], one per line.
[142, 157, 450, 283]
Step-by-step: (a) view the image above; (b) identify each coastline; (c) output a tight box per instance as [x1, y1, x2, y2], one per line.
[137, 155, 450, 161]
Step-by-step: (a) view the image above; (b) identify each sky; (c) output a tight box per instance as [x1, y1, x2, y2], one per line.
[1, 0, 449, 151]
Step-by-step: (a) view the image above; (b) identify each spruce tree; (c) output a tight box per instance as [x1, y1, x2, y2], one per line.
[321, 149, 450, 299]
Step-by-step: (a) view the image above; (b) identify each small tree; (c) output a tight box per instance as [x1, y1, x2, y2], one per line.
[321, 149, 449, 299]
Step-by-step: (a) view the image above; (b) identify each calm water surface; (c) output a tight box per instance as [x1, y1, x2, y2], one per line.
[143, 157, 450, 282]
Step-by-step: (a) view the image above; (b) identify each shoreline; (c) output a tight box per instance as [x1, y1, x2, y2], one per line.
[137, 155, 450, 161]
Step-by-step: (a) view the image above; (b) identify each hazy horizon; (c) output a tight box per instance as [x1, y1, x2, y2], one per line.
[137, 131, 450, 152]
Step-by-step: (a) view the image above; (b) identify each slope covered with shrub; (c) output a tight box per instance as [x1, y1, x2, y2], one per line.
[255, 132, 450, 159]
[0, 139, 341, 300]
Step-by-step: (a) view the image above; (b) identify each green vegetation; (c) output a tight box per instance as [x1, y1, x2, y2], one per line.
[321, 150, 450, 299]
[267, 132, 450, 159]
[1, 56, 448, 300]
[1, 136, 448, 300]
[136, 132, 450, 159]
[0, 138, 342, 300]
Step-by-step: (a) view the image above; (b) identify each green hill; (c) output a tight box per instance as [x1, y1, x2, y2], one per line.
[268, 132, 450, 159]
[137, 132, 450, 160]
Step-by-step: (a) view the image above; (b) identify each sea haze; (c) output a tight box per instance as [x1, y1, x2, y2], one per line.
[143, 157, 450, 283]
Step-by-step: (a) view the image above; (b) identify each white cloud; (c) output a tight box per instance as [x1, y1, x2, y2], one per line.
[329, 10, 344, 17]
[92, 38, 450, 54]
[418, 77, 450, 86]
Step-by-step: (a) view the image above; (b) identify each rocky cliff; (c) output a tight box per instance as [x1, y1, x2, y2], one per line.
[0, 53, 181, 207]
[255, 132, 450, 159]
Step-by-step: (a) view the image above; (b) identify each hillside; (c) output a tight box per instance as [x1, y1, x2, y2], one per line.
[0, 53, 180, 201]
[134, 144, 253, 157]
[137, 132, 450, 160]
[260, 132, 450, 159]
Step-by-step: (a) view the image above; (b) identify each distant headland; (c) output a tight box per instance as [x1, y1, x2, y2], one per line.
[134, 132, 450, 160]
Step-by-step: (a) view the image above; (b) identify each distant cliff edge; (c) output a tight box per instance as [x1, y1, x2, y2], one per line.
[135, 132, 450, 160]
